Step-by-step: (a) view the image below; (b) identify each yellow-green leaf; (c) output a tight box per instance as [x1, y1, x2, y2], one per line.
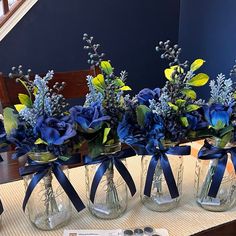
[168, 102, 178, 111]
[103, 127, 111, 144]
[188, 73, 209, 87]
[14, 104, 26, 112]
[120, 86, 132, 91]
[186, 104, 200, 112]
[3, 107, 18, 135]
[18, 93, 32, 107]
[180, 116, 189, 127]
[114, 78, 125, 87]
[33, 87, 38, 96]
[34, 138, 48, 145]
[100, 61, 113, 75]
[164, 65, 184, 81]
[176, 99, 186, 107]
[190, 59, 205, 72]
[181, 89, 197, 99]
[92, 74, 105, 92]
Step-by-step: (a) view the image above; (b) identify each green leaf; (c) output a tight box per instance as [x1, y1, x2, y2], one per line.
[176, 99, 186, 107]
[180, 116, 189, 127]
[58, 155, 71, 162]
[218, 132, 233, 148]
[92, 74, 106, 92]
[114, 78, 125, 87]
[18, 93, 32, 107]
[33, 87, 38, 96]
[34, 138, 47, 145]
[14, 104, 26, 112]
[103, 128, 111, 144]
[213, 120, 225, 131]
[88, 140, 104, 158]
[181, 89, 197, 100]
[186, 104, 200, 112]
[190, 59, 205, 72]
[136, 105, 151, 127]
[219, 125, 234, 137]
[168, 102, 178, 111]
[188, 73, 209, 87]
[100, 61, 113, 75]
[3, 107, 18, 135]
[120, 86, 132, 91]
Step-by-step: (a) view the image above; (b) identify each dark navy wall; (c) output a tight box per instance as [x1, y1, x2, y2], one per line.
[179, 0, 236, 97]
[0, 0, 180, 93]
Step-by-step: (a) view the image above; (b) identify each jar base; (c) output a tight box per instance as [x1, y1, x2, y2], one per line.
[196, 197, 236, 212]
[30, 210, 71, 230]
[141, 195, 180, 212]
[88, 202, 127, 219]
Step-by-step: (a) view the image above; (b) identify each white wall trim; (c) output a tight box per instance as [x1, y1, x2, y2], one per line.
[0, 0, 38, 42]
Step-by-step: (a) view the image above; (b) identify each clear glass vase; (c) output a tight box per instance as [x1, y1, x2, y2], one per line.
[23, 152, 72, 230]
[85, 142, 128, 219]
[141, 152, 184, 211]
[195, 138, 236, 211]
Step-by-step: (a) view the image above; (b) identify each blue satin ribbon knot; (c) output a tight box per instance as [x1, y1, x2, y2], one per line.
[19, 154, 85, 212]
[83, 148, 137, 203]
[198, 140, 236, 198]
[143, 146, 191, 199]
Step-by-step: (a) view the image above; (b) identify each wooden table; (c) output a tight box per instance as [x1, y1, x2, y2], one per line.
[0, 151, 235, 236]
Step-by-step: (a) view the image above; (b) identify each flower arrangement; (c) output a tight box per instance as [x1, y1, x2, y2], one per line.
[118, 40, 210, 211]
[1, 66, 85, 229]
[70, 34, 136, 219]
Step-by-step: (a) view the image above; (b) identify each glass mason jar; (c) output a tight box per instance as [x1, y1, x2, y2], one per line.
[85, 142, 128, 219]
[195, 138, 236, 211]
[140, 144, 184, 211]
[23, 152, 72, 230]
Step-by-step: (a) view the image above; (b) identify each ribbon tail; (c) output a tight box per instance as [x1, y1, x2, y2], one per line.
[22, 169, 48, 212]
[144, 155, 159, 197]
[0, 199, 3, 215]
[114, 158, 136, 196]
[53, 165, 85, 212]
[208, 155, 228, 198]
[90, 161, 110, 203]
[160, 154, 179, 199]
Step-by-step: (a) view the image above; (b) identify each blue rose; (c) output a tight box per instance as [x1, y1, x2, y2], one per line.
[186, 108, 208, 131]
[137, 88, 160, 106]
[34, 115, 76, 145]
[203, 104, 231, 130]
[69, 102, 110, 133]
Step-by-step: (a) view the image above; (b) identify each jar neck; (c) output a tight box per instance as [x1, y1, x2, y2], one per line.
[101, 142, 121, 155]
[28, 151, 57, 163]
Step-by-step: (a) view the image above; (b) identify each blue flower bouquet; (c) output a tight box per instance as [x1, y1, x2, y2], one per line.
[195, 71, 236, 211]
[70, 34, 136, 219]
[2, 67, 85, 230]
[118, 40, 209, 211]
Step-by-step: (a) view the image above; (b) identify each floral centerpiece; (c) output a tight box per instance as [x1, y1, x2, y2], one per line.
[69, 34, 136, 219]
[118, 40, 209, 211]
[195, 67, 236, 211]
[2, 66, 85, 230]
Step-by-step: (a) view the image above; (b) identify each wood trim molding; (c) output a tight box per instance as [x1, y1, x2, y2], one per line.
[0, 0, 38, 42]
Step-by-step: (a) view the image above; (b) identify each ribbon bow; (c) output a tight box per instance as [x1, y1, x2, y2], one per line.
[83, 148, 137, 203]
[198, 140, 236, 198]
[143, 146, 191, 199]
[19, 154, 85, 212]
[0, 199, 3, 215]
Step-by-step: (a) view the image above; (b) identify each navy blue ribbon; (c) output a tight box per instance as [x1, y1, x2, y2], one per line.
[143, 146, 191, 199]
[198, 140, 236, 198]
[83, 148, 137, 203]
[19, 154, 85, 212]
[0, 199, 3, 215]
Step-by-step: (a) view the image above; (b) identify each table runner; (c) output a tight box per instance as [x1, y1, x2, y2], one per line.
[0, 142, 235, 236]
